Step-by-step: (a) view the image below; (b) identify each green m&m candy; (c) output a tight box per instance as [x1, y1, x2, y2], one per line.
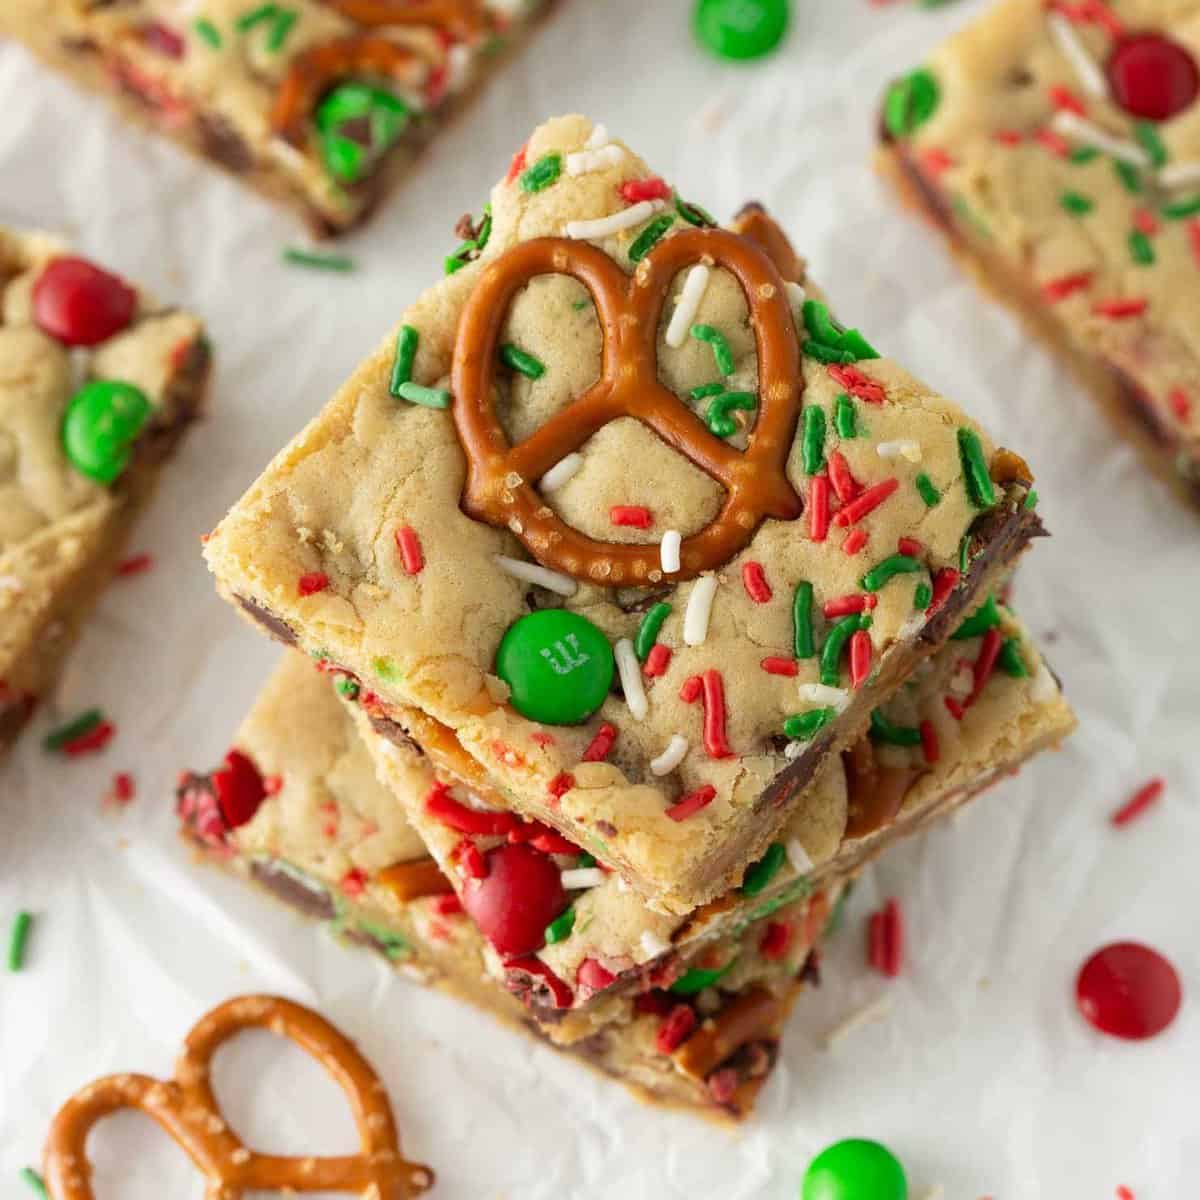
[802, 1139, 907, 1200]
[495, 610, 614, 726]
[315, 82, 410, 185]
[61, 380, 152, 485]
[694, 0, 790, 61]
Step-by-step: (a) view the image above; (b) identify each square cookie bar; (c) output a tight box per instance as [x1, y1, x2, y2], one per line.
[178, 650, 834, 1122]
[205, 115, 1046, 914]
[346, 596, 1074, 1042]
[878, 0, 1200, 507]
[0, 229, 210, 758]
[0, 0, 555, 236]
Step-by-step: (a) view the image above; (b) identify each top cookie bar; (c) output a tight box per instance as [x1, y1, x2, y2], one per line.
[205, 115, 1043, 913]
[2, 0, 552, 235]
[878, 0, 1200, 506]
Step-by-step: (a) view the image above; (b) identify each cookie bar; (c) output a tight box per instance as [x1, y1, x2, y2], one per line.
[0, 1, 554, 237]
[0, 229, 210, 758]
[346, 597, 1075, 1042]
[878, 0, 1200, 508]
[204, 115, 1046, 914]
[177, 650, 835, 1121]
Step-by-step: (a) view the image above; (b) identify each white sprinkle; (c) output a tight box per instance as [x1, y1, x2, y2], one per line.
[539, 453, 584, 491]
[561, 867, 606, 890]
[683, 575, 718, 647]
[876, 439, 922, 463]
[585, 123, 610, 149]
[1046, 12, 1108, 98]
[1160, 160, 1200, 190]
[797, 683, 850, 711]
[494, 554, 578, 597]
[640, 930, 672, 958]
[786, 838, 813, 876]
[649, 734, 689, 776]
[566, 199, 666, 241]
[614, 637, 648, 720]
[1030, 661, 1059, 704]
[660, 529, 682, 574]
[566, 144, 625, 177]
[823, 994, 893, 1050]
[783, 741, 805, 760]
[785, 280, 807, 311]
[896, 612, 926, 641]
[665, 264, 711, 348]
[1052, 111, 1150, 168]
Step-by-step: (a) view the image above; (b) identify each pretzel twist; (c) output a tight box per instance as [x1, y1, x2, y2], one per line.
[44, 995, 434, 1200]
[452, 229, 805, 586]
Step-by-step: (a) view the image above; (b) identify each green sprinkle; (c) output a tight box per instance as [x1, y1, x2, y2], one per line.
[520, 152, 562, 193]
[802, 340, 856, 365]
[691, 324, 735, 375]
[803, 299, 842, 346]
[801, 405, 826, 474]
[19, 1168, 49, 1200]
[1024, 488, 1039, 510]
[1163, 195, 1200, 220]
[674, 191, 716, 228]
[883, 67, 940, 138]
[705, 391, 757, 438]
[571, 298, 591, 312]
[193, 17, 222, 48]
[500, 344, 546, 380]
[690, 380, 725, 401]
[951, 594, 1001, 640]
[869, 709, 922, 747]
[444, 248, 471, 275]
[958, 531, 972, 576]
[998, 637, 1029, 678]
[283, 247, 355, 272]
[8, 910, 33, 971]
[576, 852, 597, 869]
[372, 656, 401, 682]
[837, 327, 879, 360]
[915, 472, 942, 507]
[1129, 229, 1155, 266]
[396, 381, 451, 409]
[544, 907, 575, 944]
[1059, 190, 1094, 215]
[741, 843, 786, 896]
[628, 214, 676, 263]
[957, 427, 996, 508]
[671, 960, 736, 994]
[914, 582, 932, 610]
[1113, 159, 1142, 194]
[353, 921, 409, 961]
[792, 581, 815, 659]
[861, 554, 922, 593]
[1133, 121, 1168, 169]
[44, 709, 103, 751]
[236, 3, 278, 30]
[820, 614, 865, 686]
[267, 8, 298, 51]
[335, 677, 360, 700]
[801, 301, 878, 363]
[782, 708, 837, 742]
[389, 325, 419, 396]
[1069, 146, 1099, 164]
[475, 204, 493, 251]
[733, 876, 811, 936]
[634, 602, 672, 661]
[834, 393, 857, 439]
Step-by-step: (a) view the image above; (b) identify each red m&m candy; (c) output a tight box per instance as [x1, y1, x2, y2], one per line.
[1076, 940, 1182, 1040]
[1107, 33, 1199, 122]
[33, 257, 137, 347]
[462, 843, 567, 958]
[212, 749, 268, 830]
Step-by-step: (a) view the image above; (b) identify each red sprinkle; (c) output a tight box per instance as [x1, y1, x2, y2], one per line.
[1092, 297, 1149, 318]
[530, 732, 556, 748]
[919, 147, 955, 176]
[867, 898, 904, 977]
[666, 785, 717, 822]
[656, 1004, 698, 1054]
[1168, 389, 1192, 421]
[919, 719, 939, 765]
[109, 772, 136, 806]
[848, 629, 872, 689]
[760, 921, 793, 961]
[505, 956, 573, 1008]
[115, 552, 154, 577]
[527, 826, 581, 857]
[1116, 1188, 1135, 1200]
[453, 839, 487, 879]
[395, 526, 424, 575]
[761, 656, 799, 677]
[1047, 83, 1087, 115]
[610, 505, 653, 529]
[142, 21, 186, 58]
[1034, 127, 1071, 157]
[1111, 777, 1165, 827]
[1042, 270, 1094, 302]
[577, 958, 617, 991]
[927, 567, 961, 614]
[341, 867, 369, 898]
[679, 675, 703, 704]
[741, 561, 772, 603]
[897, 537, 924, 558]
[644, 643, 672, 677]
[433, 892, 463, 917]
[833, 478, 899, 527]
[993, 129, 1024, 145]
[808, 474, 830, 542]
[64, 720, 116, 757]
[506, 143, 528, 183]
[944, 696, 965, 721]
[842, 529, 869, 556]
[298, 572, 329, 597]
[823, 593, 877, 618]
[264, 775, 283, 796]
[1133, 207, 1159, 236]
[829, 364, 886, 404]
[1189, 219, 1200, 270]
[619, 176, 672, 203]
[968, 627, 1003, 705]
[546, 772, 575, 802]
[700, 670, 733, 759]
[426, 782, 518, 836]
[582, 722, 618, 762]
[827, 451, 862, 503]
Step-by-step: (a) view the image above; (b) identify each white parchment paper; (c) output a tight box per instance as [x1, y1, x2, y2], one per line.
[1, 2, 1197, 1196]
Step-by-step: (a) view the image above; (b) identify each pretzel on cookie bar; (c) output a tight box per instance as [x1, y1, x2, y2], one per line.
[43, 995, 433, 1200]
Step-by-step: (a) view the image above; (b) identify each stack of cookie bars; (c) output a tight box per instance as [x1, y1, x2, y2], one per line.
[186, 116, 1077, 1119]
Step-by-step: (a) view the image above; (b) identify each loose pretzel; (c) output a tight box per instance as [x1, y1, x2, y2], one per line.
[323, 0, 489, 38]
[452, 228, 805, 585]
[43, 995, 434, 1200]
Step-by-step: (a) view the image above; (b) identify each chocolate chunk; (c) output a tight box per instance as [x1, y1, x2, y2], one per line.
[249, 859, 336, 921]
[367, 714, 425, 758]
[198, 114, 256, 174]
[236, 596, 298, 647]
